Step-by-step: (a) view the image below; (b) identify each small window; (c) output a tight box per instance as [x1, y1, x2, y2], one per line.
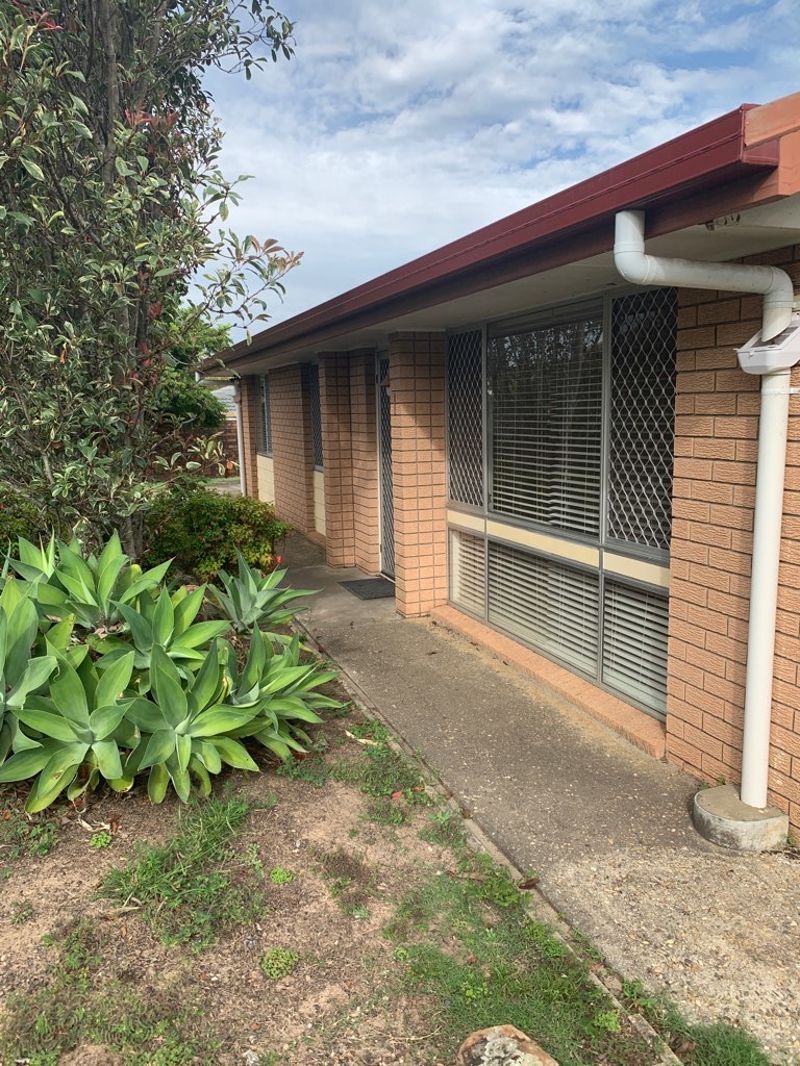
[308, 364, 324, 469]
[260, 375, 272, 454]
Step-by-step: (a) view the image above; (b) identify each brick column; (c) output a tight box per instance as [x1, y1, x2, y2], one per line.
[666, 244, 800, 831]
[270, 364, 315, 533]
[319, 354, 356, 566]
[350, 351, 380, 574]
[238, 375, 261, 498]
[389, 332, 448, 617]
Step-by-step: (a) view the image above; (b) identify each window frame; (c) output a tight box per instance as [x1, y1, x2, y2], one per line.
[258, 374, 272, 456]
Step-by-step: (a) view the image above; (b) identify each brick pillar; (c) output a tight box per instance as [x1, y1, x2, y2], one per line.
[319, 354, 356, 566]
[389, 332, 448, 617]
[666, 244, 800, 831]
[350, 351, 380, 574]
[270, 364, 315, 533]
[238, 375, 261, 498]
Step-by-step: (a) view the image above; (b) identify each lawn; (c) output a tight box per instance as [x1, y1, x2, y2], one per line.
[0, 700, 770, 1065]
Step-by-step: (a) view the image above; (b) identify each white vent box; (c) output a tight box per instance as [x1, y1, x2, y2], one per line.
[737, 312, 800, 375]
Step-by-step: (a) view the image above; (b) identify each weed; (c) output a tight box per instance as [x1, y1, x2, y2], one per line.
[102, 797, 264, 951]
[331, 719, 431, 805]
[419, 807, 465, 849]
[0, 807, 58, 868]
[594, 1010, 622, 1033]
[277, 753, 330, 787]
[260, 948, 299, 980]
[89, 830, 113, 849]
[269, 866, 295, 885]
[245, 842, 265, 879]
[0, 921, 218, 1064]
[9, 900, 34, 925]
[364, 796, 406, 826]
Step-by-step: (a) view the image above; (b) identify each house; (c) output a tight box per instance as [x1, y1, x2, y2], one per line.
[220, 91, 800, 845]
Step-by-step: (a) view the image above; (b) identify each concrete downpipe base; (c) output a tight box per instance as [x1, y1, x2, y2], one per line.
[693, 785, 788, 851]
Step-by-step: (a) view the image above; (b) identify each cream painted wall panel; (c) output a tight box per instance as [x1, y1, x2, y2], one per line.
[313, 470, 326, 537]
[257, 454, 275, 504]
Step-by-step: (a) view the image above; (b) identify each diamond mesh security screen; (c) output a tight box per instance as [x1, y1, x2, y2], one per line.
[307, 364, 324, 469]
[378, 356, 395, 577]
[608, 288, 677, 552]
[260, 375, 272, 454]
[488, 314, 604, 536]
[447, 331, 483, 508]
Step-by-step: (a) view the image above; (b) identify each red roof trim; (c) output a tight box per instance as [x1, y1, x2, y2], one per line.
[223, 104, 778, 367]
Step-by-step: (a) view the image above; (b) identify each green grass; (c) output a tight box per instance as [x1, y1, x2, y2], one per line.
[331, 718, 432, 804]
[386, 858, 654, 1066]
[0, 922, 218, 1065]
[102, 796, 268, 952]
[0, 804, 58, 874]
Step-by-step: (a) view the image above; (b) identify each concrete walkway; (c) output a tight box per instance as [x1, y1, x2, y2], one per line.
[285, 536, 800, 1063]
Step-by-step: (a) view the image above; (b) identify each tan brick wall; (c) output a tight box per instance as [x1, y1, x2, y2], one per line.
[389, 332, 448, 617]
[319, 354, 356, 566]
[239, 375, 261, 498]
[666, 244, 800, 829]
[270, 364, 315, 533]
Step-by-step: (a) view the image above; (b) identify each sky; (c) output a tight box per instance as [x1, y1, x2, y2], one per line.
[206, 0, 800, 330]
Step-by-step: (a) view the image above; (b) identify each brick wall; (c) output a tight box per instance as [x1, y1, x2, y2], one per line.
[389, 332, 448, 617]
[239, 375, 261, 497]
[269, 364, 315, 534]
[666, 244, 800, 829]
[319, 354, 356, 566]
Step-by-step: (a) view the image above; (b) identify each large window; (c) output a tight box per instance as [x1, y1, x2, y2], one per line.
[488, 312, 603, 536]
[446, 290, 677, 720]
[260, 375, 272, 455]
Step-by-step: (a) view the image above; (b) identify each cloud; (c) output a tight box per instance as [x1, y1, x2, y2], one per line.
[205, 0, 797, 329]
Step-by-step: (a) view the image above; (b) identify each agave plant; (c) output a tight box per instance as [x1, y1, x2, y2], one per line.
[118, 643, 260, 803]
[0, 578, 58, 763]
[209, 552, 315, 636]
[0, 651, 137, 813]
[7, 533, 172, 633]
[96, 584, 230, 687]
[226, 628, 342, 761]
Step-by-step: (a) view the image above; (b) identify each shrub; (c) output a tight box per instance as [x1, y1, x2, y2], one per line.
[0, 533, 337, 811]
[145, 486, 288, 581]
[0, 485, 51, 547]
[210, 551, 315, 636]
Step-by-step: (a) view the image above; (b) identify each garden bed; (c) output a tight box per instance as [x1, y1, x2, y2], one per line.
[0, 698, 771, 1066]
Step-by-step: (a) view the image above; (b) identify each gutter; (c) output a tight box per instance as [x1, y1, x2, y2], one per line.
[614, 209, 797, 846]
[219, 105, 778, 370]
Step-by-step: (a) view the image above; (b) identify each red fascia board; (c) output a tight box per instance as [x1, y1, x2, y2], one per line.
[223, 104, 777, 366]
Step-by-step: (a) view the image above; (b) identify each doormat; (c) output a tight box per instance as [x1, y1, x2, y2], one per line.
[340, 578, 395, 600]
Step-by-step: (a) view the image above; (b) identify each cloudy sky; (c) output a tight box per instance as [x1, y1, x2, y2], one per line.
[207, 0, 798, 329]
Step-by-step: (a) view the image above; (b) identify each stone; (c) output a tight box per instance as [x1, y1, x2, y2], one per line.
[693, 784, 788, 852]
[456, 1025, 560, 1065]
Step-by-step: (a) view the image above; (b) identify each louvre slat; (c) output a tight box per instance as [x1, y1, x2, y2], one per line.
[487, 542, 599, 673]
[602, 581, 669, 718]
[449, 529, 486, 618]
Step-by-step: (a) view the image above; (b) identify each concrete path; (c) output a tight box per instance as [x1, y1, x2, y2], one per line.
[285, 536, 800, 1063]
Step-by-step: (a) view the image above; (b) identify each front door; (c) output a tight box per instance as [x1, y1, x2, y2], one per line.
[377, 355, 395, 578]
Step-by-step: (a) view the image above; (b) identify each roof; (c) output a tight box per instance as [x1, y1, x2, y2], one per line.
[220, 91, 800, 371]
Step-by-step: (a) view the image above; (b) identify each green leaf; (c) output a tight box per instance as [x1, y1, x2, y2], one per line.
[209, 736, 258, 771]
[25, 744, 88, 813]
[176, 732, 192, 773]
[92, 739, 123, 780]
[148, 763, 169, 803]
[152, 588, 175, 646]
[89, 702, 130, 741]
[177, 620, 230, 650]
[189, 707, 257, 737]
[17, 707, 82, 743]
[6, 655, 57, 709]
[124, 697, 167, 733]
[138, 728, 176, 770]
[20, 156, 45, 182]
[50, 658, 89, 725]
[94, 650, 134, 709]
[150, 644, 188, 727]
[0, 741, 58, 782]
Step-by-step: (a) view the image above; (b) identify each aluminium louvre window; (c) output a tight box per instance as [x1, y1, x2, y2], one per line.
[487, 314, 604, 537]
[449, 528, 486, 618]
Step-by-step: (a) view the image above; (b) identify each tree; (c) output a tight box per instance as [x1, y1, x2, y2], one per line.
[0, 1, 300, 553]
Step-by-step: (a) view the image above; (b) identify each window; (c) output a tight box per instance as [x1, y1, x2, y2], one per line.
[488, 312, 604, 536]
[307, 363, 324, 469]
[447, 330, 483, 508]
[608, 288, 677, 552]
[260, 375, 272, 454]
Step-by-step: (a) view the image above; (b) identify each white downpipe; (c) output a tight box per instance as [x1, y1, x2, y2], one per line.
[614, 210, 796, 811]
[233, 380, 247, 496]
